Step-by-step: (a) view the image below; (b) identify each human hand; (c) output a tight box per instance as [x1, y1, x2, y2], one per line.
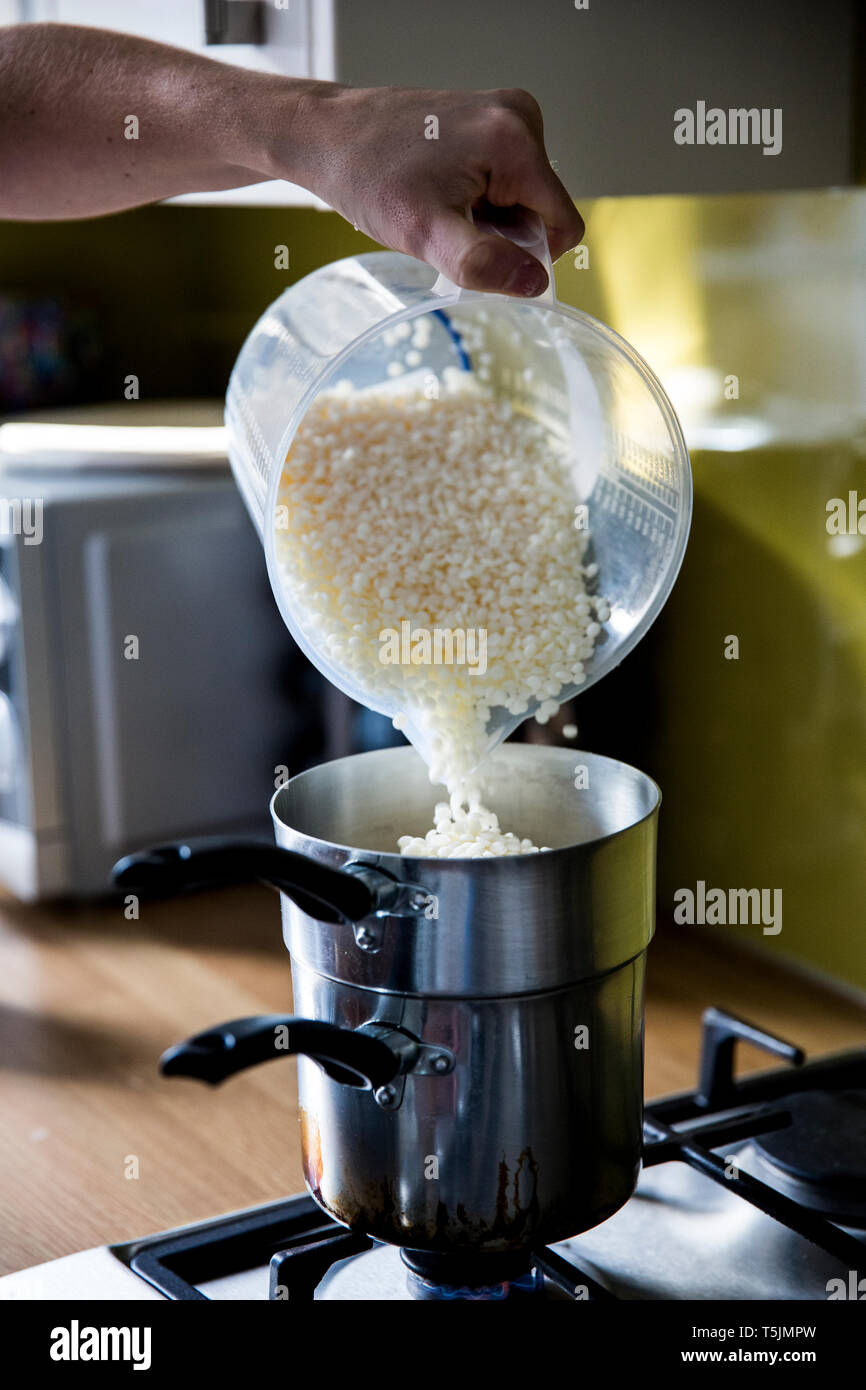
[283, 84, 584, 297]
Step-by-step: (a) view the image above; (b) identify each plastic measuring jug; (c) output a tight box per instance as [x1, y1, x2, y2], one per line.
[225, 216, 691, 774]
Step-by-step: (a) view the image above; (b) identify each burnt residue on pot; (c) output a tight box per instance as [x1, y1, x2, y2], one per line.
[493, 1148, 541, 1242]
[308, 1146, 559, 1253]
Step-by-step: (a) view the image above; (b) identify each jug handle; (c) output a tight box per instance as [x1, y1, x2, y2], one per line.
[111, 839, 375, 926]
[159, 1014, 406, 1090]
[431, 205, 556, 306]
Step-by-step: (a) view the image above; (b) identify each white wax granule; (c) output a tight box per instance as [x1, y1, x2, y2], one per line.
[274, 378, 606, 856]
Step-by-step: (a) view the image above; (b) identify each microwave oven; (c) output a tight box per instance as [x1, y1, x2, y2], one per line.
[0, 412, 339, 899]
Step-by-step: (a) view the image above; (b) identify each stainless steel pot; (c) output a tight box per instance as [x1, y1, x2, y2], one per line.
[114, 744, 660, 1276]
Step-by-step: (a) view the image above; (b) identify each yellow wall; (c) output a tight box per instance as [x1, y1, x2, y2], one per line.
[558, 189, 866, 995]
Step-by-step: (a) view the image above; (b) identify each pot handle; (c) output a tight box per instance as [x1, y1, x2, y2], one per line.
[159, 1014, 403, 1090]
[111, 839, 375, 926]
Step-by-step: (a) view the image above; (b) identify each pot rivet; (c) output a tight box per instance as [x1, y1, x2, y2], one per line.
[431, 1055, 451, 1074]
[356, 927, 376, 947]
[375, 1084, 397, 1107]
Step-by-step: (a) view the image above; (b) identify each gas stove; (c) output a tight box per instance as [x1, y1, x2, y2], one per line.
[2, 1008, 864, 1302]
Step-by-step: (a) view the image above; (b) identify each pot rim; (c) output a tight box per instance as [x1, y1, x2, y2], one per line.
[270, 743, 661, 864]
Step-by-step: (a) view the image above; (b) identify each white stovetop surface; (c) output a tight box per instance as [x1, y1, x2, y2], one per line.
[0, 1234, 274, 1302]
[0, 1247, 164, 1301]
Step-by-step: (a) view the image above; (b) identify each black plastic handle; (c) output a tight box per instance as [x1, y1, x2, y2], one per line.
[159, 1014, 402, 1091]
[111, 839, 374, 926]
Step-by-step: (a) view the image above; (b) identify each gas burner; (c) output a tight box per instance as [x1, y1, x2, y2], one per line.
[399, 1248, 540, 1301]
[315, 1244, 558, 1300]
[270, 1223, 607, 1302]
[752, 1089, 866, 1226]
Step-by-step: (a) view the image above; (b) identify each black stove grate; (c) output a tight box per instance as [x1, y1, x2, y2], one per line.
[122, 1195, 371, 1301]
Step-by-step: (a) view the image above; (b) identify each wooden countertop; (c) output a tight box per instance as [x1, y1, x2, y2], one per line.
[0, 887, 863, 1277]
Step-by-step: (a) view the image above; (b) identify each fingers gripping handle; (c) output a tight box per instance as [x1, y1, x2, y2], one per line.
[432, 206, 556, 304]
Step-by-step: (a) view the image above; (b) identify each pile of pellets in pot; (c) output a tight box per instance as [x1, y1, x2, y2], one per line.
[274, 373, 608, 858]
